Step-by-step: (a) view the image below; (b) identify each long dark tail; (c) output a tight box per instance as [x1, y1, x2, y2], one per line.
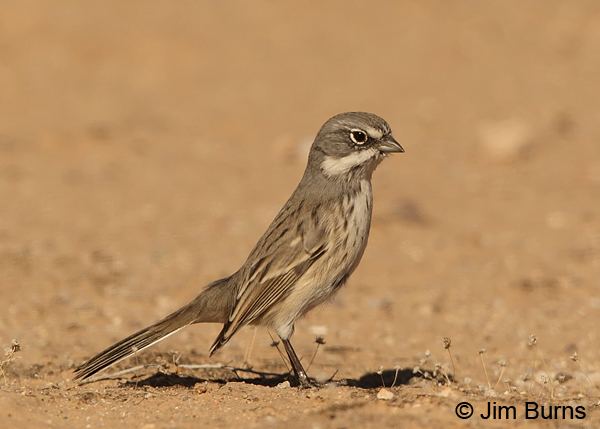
[74, 276, 235, 380]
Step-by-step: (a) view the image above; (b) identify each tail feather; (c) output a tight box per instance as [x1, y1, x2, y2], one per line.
[74, 305, 195, 380]
[74, 275, 236, 380]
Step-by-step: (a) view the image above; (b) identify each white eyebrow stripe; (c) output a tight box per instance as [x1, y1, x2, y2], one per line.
[365, 127, 383, 139]
[320, 148, 379, 176]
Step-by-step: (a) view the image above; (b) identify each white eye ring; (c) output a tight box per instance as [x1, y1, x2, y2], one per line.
[350, 129, 368, 145]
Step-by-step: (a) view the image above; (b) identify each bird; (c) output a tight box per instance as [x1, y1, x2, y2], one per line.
[74, 112, 404, 387]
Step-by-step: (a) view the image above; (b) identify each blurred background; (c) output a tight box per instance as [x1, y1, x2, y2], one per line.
[1, 0, 600, 420]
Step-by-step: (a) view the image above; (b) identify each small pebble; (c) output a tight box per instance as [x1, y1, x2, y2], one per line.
[376, 388, 394, 400]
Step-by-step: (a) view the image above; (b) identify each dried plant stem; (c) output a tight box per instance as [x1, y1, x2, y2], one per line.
[306, 344, 322, 371]
[243, 327, 258, 366]
[0, 340, 21, 386]
[479, 352, 491, 390]
[77, 365, 149, 384]
[78, 361, 288, 385]
[268, 331, 291, 372]
[575, 361, 593, 386]
[378, 368, 386, 388]
[446, 348, 456, 377]
[179, 363, 225, 369]
[389, 366, 403, 388]
[494, 366, 506, 389]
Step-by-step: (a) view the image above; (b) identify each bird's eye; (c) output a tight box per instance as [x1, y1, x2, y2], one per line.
[350, 129, 368, 145]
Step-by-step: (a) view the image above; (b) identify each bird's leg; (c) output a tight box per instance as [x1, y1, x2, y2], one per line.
[281, 338, 314, 387]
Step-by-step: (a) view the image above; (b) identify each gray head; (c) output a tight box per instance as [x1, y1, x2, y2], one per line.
[308, 112, 404, 180]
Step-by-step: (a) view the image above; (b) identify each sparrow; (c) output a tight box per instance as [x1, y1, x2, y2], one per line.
[74, 112, 404, 387]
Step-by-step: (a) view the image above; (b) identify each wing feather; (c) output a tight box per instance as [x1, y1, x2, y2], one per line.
[209, 207, 327, 354]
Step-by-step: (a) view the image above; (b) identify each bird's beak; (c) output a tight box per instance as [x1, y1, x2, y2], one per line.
[378, 135, 404, 153]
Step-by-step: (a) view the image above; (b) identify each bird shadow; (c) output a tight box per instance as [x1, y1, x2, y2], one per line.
[345, 368, 420, 388]
[123, 367, 288, 388]
[122, 367, 438, 389]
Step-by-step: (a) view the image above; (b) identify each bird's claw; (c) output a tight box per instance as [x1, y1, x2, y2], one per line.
[290, 372, 336, 388]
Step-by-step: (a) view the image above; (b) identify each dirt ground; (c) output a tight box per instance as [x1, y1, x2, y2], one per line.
[1, 1, 600, 428]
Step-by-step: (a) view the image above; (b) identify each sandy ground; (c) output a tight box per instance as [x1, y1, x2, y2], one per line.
[1, 1, 600, 428]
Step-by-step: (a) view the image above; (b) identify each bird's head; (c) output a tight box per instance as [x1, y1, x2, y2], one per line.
[310, 112, 404, 179]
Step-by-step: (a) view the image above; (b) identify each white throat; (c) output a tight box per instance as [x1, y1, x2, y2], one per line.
[320, 148, 379, 177]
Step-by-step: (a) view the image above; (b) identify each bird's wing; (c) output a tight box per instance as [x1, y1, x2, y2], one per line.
[209, 209, 327, 353]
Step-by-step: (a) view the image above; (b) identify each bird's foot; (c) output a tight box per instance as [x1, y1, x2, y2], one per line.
[291, 375, 320, 388]
[290, 370, 338, 388]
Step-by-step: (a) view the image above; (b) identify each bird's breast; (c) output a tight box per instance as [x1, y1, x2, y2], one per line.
[337, 179, 373, 262]
[263, 180, 374, 336]
[299, 180, 374, 302]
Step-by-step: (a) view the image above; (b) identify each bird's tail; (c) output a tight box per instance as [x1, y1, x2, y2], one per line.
[74, 276, 235, 380]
